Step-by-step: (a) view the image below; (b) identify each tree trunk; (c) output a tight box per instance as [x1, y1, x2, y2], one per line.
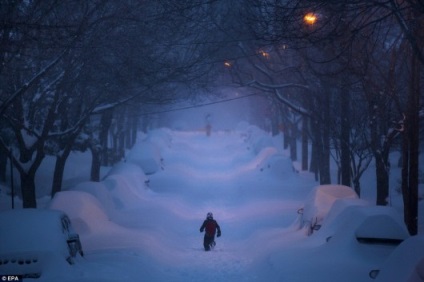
[20, 172, 37, 208]
[301, 116, 308, 171]
[320, 87, 331, 184]
[125, 123, 132, 149]
[402, 30, 420, 235]
[51, 148, 72, 198]
[90, 146, 101, 182]
[340, 87, 351, 187]
[17, 145, 45, 208]
[100, 109, 113, 166]
[130, 116, 138, 148]
[282, 121, 289, 149]
[310, 140, 319, 181]
[290, 122, 297, 161]
[0, 147, 7, 183]
[353, 176, 361, 197]
[320, 133, 331, 184]
[375, 153, 389, 205]
[271, 110, 280, 136]
[118, 130, 125, 162]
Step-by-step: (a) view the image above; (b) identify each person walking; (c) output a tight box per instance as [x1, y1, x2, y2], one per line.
[199, 212, 221, 251]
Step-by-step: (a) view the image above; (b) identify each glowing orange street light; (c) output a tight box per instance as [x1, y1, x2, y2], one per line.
[304, 13, 317, 25]
[260, 50, 270, 58]
[257, 49, 270, 59]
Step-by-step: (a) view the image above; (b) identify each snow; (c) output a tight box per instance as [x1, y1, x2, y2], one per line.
[374, 236, 424, 282]
[0, 126, 423, 282]
[299, 184, 359, 233]
[126, 140, 163, 175]
[49, 191, 110, 233]
[0, 209, 69, 254]
[0, 209, 78, 279]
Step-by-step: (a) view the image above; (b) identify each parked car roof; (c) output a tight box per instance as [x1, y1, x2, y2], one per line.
[0, 209, 71, 255]
[299, 185, 359, 233]
[372, 235, 424, 281]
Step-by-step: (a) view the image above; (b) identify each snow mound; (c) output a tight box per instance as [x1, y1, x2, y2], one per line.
[145, 128, 172, 150]
[241, 147, 276, 172]
[252, 135, 274, 155]
[250, 147, 291, 176]
[105, 162, 149, 190]
[72, 172, 147, 214]
[127, 141, 163, 175]
[300, 185, 358, 233]
[240, 125, 273, 154]
[103, 174, 146, 209]
[72, 181, 116, 214]
[49, 191, 109, 234]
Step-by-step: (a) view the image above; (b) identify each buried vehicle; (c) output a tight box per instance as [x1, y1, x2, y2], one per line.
[313, 204, 410, 274]
[0, 209, 83, 278]
[297, 184, 359, 235]
[369, 235, 424, 281]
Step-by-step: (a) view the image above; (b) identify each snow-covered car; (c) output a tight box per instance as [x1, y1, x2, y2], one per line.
[369, 235, 424, 281]
[317, 205, 410, 264]
[0, 209, 84, 279]
[297, 185, 359, 235]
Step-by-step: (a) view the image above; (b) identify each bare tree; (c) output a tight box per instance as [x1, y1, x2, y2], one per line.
[244, 0, 422, 234]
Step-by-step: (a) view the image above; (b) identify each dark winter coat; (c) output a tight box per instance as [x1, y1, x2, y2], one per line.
[200, 219, 221, 237]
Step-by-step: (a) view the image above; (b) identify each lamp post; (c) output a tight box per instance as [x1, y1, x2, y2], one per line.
[304, 13, 317, 25]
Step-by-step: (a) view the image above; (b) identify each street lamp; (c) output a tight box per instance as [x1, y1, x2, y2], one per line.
[260, 50, 270, 59]
[304, 13, 317, 25]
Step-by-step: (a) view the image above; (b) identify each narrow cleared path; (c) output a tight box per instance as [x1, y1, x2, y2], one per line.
[97, 131, 315, 281]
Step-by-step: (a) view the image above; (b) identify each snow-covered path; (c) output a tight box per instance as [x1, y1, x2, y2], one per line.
[101, 131, 314, 281]
[42, 129, 408, 282]
[60, 130, 315, 282]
